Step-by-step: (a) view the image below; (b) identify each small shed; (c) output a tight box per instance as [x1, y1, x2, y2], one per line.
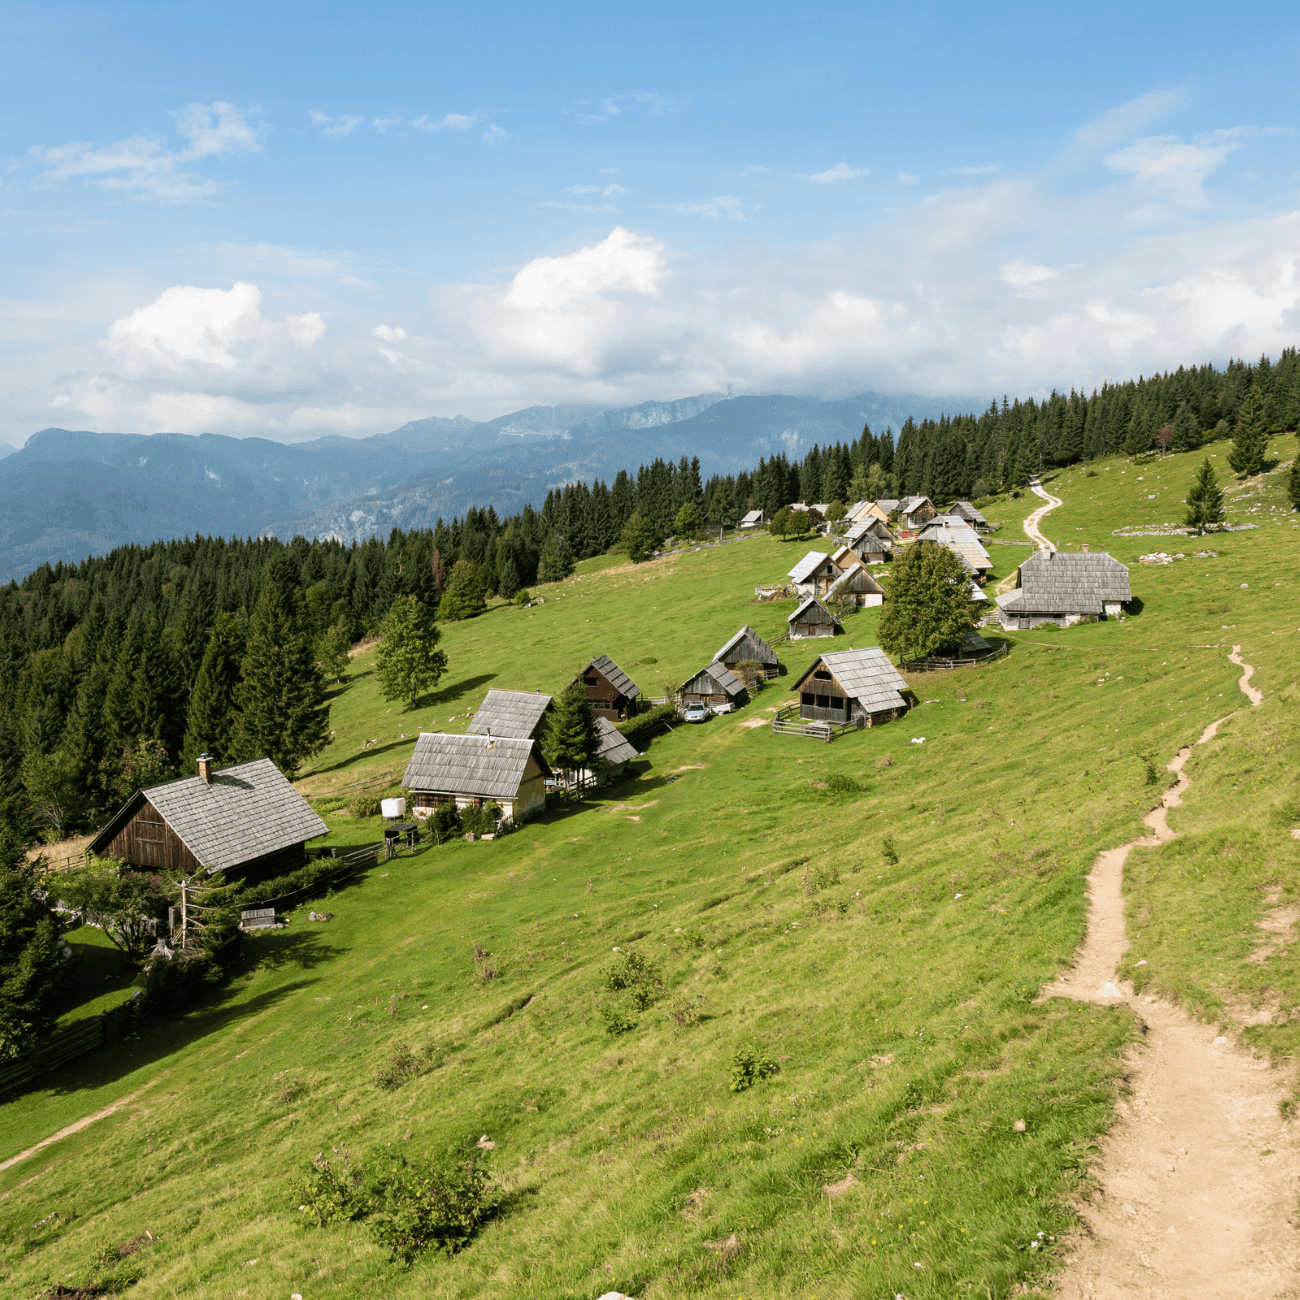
[996, 551, 1131, 630]
[788, 596, 842, 639]
[912, 521, 993, 580]
[402, 733, 551, 825]
[898, 495, 938, 528]
[468, 689, 553, 741]
[825, 559, 885, 608]
[679, 661, 747, 710]
[572, 655, 641, 721]
[948, 500, 990, 531]
[739, 508, 764, 529]
[88, 756, 328, 882]
[593, 717, 640, 780]
[714, 624, 780, 679]
[790, 647, 910, 726]
[787, 550, 836, 596]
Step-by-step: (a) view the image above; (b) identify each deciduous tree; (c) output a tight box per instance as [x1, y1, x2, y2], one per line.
[877, 541, 977, 660]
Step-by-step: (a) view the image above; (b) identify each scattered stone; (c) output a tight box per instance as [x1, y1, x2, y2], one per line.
[476, 1135, 496, 1149]
[308, 911, 333, 922]
[1013, 1119, 1027, 1132]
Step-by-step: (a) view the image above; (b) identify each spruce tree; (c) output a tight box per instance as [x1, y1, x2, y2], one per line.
[497, 559, 521, 601]
[182, 613, 245, 767]
[1288, 456, 1300, 512]
[538, 532, 576, 582]
[374, 595, 446, 710]
[1170, 402, 1200, 453]
[877, 541, 978, 661]
[1228, 386, 1268, 477]
[542, 681, 600, 794]
[438, 560, 487, 621]
[317, 616, 352, 685]
[1184, 459, 1225, 536]
[233, 559, 328, 777]
[0, 852, 69, 1059]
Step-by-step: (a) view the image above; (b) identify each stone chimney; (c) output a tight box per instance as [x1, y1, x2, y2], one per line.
[197, 753, 213, 784]
[1081, 543, 1090, 552]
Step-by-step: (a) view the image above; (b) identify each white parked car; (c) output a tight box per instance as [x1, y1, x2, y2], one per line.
[682, 701, 710, 724]
[710, 701, 735, 715]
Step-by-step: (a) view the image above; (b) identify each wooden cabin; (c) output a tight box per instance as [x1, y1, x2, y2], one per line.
[845, 518, 894, 563]
[713, 624, 780, 680]
[679, 661, 747, 711]
[898, 495, 938, 528]
[571, 655, 640, 721]
[739, 508, 765, 529]
[996, 551, 1131, 630]
[468, 688, 553, 741]
[88, 756, 328, 881]
[402, 733, 550, 824]
[790, 648, 910, 726]
[788, 596, 842, 640]
[786, 550, 836, 597]
[948, 500, 990, 532]
[593, 718, 639, 781]
[912, 522, 994, 581]
[825, 558, 885, 608]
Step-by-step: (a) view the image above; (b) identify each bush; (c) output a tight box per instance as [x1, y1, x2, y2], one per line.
[615, 703, 677, 749]
[824, 773, 861, 795]
[881, 834, 899, 865]
[512, 589, 531, 607]
[667, 993, 704, 1028]
[599, 1000, 639, 1034]
[296, 1146, 366, 1226]
[238, 855, 355, 910]
[429, 805, 461, 845]
[729, 1042, 779, 1091]
[375, 1042, 435, 1091]
[350, 791, 381, 818]
[460, 803, 500, 838]
[367, 1148, 501, 1264]
[602, 948, 662, 1010]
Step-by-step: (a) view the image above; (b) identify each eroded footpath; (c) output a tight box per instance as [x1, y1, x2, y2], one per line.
[1044, 647, 1300, 1299]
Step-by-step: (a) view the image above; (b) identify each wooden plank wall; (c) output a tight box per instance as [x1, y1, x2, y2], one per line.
[102, 798, 202, 874]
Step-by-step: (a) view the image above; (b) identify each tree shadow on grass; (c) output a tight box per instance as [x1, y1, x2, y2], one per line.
[416, 673, 497, 711]
[1124, 597, 1146, 618]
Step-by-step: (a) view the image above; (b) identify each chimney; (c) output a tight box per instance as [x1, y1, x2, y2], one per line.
[197, 753, 213, 784]
[1081, 543, 1089, 552]
[485, 726, 494, 751]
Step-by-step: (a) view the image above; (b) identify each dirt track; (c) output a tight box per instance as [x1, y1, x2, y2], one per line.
[1044, 646, 1300, 1297]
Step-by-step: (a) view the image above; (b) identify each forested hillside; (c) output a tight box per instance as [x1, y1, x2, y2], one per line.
[0, 350, 1295, 853]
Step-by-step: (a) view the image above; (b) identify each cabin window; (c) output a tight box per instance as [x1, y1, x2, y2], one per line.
[813, 669, 832, 681]
[584, 675, 598, 686]
[815, 693, 830, 708]
[801, 692, 814, 706]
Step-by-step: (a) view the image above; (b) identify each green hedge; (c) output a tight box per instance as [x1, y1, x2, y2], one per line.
[615, 703, 677, 749]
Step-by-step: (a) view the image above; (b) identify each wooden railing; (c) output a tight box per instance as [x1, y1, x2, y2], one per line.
[898, 642, 1009, 672]
[770, 705, 860, 743]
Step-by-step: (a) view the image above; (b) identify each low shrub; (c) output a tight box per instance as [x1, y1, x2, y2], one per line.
[239, 855, 355, 911]
[460, 803, 501, 837]
[729, 1042, 779, 1092]
[599, 1000, 639, 1034]
[616, 703, 677, 749]
[350, 792, 382, 818]
[376, 1043, 431, 1090]
[296, 1146, 366, 1225]
[512, 589, 531, 607]
[429, 805, 462, 845]
[881, 834, 900, 865]
[824, 773, 861, 795]
[667, 993, 704, 1028]
[602, 948, 662, 1009]
[472, 941, 499, 983]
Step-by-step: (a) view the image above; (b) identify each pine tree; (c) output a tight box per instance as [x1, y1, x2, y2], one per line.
[1170, 402, 1200, 453]
[317, 616, 352, 685]
[1184, 459, 1225, 536]
[877, 541, 978, 660]
[1228, 386, 1268, 478]
[233, 560, 328, 777]
[182, 613, 245, 767]
[618, 512, 656, 563]
[0, 853, 69, 1059]
[498, 559, 522, 601]
[542, 681, 600, 794]
[438, 560, 487, 621]
[1288, 456, 1300, 512]
[374, 595, 447, 710]
[538, 532, 576, 583]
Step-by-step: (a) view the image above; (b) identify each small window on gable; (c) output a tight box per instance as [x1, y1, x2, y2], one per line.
[813, 669, 832, 681]
[584, 675, 598, 686]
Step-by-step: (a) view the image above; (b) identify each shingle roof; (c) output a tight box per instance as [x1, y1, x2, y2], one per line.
[949, 500, 988, 525]
[468, 689, 553, 740]
[90, 757, 329, 873]
[827, 562, 883, 597]
[875, 499, 900, 512]
[714, 624, 778, 665]
[900, 495, 933, 514]
[681, 660, 746, 697]
[594, 716, 640, 767]
[787, 550, 831, 582]
[969, 581, 989, 602]
[1001, 551, 1131, 615]
[912, 523, 992, 571]
[791, 647, 909, 713]
[961, 629, 992, 653]
[402, 733, 548, 800]
[789, 596, 841, 626]
[740, 509, 763, 525]
[578, 655, 640, 700]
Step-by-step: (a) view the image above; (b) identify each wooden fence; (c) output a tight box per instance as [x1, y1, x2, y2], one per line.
[770, 704, 860, 743]
[898, 642, 1009, 672]
[0, 996, 147, 1098]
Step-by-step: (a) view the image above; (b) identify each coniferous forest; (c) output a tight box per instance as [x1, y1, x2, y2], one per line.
[0, 350, 1296, 853]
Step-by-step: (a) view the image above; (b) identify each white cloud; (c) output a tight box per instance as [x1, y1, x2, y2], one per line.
[412, 113, 476, 132]
[30, 102, 259, 200]
[897, 171, 920, 185]
[373, 324, 408, 340]
[1105, 129, 1251, 209]
[942, 162, 1000, 176]
[309, 111, 362, 137]
[564, 183, 627, 197]
[669, 195, 745, 220]
[810, 162, 869, 184]
[482, 123, 507, 145]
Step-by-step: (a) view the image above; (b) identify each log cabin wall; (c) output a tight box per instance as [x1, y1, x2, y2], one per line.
[798, 666, 852, 721]
[101, 798, 202, 874]
[581, 667, 628, 720]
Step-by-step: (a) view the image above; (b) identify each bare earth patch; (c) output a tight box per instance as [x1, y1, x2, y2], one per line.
[822, 1173, 858, 1197]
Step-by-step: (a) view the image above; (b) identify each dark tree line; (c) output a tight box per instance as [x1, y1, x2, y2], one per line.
[0, 349, 1295, 851]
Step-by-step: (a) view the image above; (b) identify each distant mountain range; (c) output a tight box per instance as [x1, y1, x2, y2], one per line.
[0, 389, 982, 579]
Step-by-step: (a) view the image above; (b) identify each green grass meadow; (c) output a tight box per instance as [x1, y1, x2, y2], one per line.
[2, 436, 1298, 1299]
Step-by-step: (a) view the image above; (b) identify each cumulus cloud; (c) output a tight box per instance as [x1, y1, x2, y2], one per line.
[309, 111, 362, 137]
[810, 162, 869, 183]
[31, 102, 260, 200]
[412, 113, 476, 132]
[373, 324, 408, 340]
[897, 171, 920, 185]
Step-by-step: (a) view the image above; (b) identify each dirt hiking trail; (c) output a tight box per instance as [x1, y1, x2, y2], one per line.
[1044, 646, 1300, 1298]
[1023, 476, 1063, 551]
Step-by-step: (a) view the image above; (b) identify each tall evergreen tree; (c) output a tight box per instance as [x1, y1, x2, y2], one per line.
[233, 559, 328, 777]
[1184, 459, 1226, 536]
[182, 613, 246, 767]
[1170, 402, 1200, 453]
[1228, 386, 1268, 477]
[374, 595, 447, 710]
[542, 680, 600, 794]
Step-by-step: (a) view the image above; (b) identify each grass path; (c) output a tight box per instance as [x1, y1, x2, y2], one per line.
[1044, 646, 1300, 1297]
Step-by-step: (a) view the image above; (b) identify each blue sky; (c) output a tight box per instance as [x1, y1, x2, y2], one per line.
[2, 0, 1298, 442]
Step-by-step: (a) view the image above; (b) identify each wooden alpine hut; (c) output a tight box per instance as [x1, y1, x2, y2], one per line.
[825, 557, 885, 608]
[571, 655, 641, 721]
[402, 733, 550, 825]
[679, 661, 747, 712]
[87, 756, 328, 882]
[468, 688, 553, 741]
[995, 551, 1131, 630]
[788, 596, 842, 640]
[790, 648, 910, 727]
[713, 624, 780, 680]
[787, 550, 837, 596]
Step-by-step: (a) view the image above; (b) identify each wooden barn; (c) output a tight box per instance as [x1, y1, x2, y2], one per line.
[468, 688, 553, 741]
[825, 558, 885, 608]
[88, 756, 328, 881]
[402, 733, 550, 825]
[713, 624, 780, 679]
[788, 596, 842, 639]
[995, 551, 1131, 630]
[571, 655, 641, 721]
[898, 495, 938, 528]
[679, 661, 747, 711]
[790, 647, 911, 726]
[786, 550, 836, 596]
[593, 718, 640, 780]
[912, 521, 994, 581]
[739, 508, 765, 529]
[948, 500, 990, 531]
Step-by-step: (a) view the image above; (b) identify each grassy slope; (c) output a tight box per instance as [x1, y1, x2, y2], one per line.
[1, 437, 1296, 1300]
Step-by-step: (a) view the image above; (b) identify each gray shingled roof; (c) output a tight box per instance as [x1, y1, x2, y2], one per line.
[681, 660, 746, 698]
[1001, 551, 1131, 615]
[714, 624, 778, 665]
[90, 757, 329, 873]
[900, 495, 933, 514]
[595, 716, 640, 767]
[827, 562, 883, 598]
[961, 629, 992, 653]
[468, 689, 553, 740]
[875, 498, 900, 512]
[402, 732, 548, 800]
[950, 500, 988, 525]
[787, 550, 831, 582]
[912, 521, 992, 570]
[579, 655, 641, 701]
[792, 647, 909, 713]
[740, 509, 763, 525]
[789, 596, 841, 626]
